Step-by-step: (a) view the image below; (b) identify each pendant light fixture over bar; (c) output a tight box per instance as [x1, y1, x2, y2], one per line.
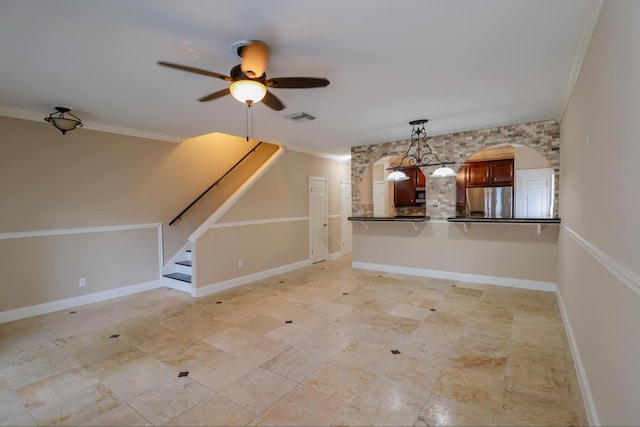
[386, 119, 456, 180]
[44, 106, 83, 135]
[385, 170, 410, 181]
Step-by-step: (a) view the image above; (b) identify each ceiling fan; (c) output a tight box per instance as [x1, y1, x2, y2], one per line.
[157, 40, 330, 111]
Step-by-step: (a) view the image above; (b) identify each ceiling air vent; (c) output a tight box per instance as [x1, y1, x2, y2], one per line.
[285, 112, 316, 123]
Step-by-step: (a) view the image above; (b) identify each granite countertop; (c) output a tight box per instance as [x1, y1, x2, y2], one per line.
[348, 216, 431, 222]
[447, 217, 561, 224]
[348, 216, 560, 224]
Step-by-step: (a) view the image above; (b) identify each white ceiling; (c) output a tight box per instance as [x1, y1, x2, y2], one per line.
[0, 0, 598, 158]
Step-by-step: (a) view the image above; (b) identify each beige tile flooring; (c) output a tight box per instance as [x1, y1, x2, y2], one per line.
[0, 255, 587, 426]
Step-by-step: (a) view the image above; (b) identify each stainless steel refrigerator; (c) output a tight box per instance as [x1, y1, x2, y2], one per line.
[466, 186, 513, 218]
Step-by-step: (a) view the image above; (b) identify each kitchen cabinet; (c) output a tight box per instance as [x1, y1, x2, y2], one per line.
[467, 162, 490, 186]
[489, 160, 514, 185]
[394, 167, 426, 206]
[466, 159, 513, 187]
[456, 159, 514, 217]
[416, 168, 426, 188]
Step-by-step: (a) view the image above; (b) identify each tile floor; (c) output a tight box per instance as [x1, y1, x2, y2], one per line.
[0, 255, 587, 426]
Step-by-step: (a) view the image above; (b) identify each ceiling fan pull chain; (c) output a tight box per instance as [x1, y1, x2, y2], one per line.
[250, 104, 254, 140]
[245, 103, 249, 141]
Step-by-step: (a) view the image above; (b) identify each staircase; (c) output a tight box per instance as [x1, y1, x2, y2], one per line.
[160, 143, 285, 297]
[162, 249, 192, 293]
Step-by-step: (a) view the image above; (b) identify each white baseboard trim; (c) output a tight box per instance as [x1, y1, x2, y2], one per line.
[555, 287, 600, 425]
[0, 279, 163, 324]
[328, 250, 343, 261]
[193, 259, 312, 298]
[351, 261, 557, 292]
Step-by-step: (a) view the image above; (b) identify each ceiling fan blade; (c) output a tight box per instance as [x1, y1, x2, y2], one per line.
[157, 61, 231, 81]
[198, 88, 230, 102]
[262, 90, 285, 111]
[266, 77, 330, 89]
[240, 40, 269, 78]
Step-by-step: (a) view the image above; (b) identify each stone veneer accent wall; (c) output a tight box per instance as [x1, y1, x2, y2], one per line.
[351, 120, 560, 220]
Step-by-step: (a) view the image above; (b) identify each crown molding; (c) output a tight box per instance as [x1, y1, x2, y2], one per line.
[0, 105, 183, 143]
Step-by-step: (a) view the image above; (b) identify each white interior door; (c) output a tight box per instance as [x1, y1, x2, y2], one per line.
[515, 168, 554, 218]
[309, 176, 328, 263]
[341, 181, 353, 254]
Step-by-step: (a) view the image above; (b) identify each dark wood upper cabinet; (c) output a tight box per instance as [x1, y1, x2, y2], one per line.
[467, 162, 490, 186]
[416, 168, 426, 188]
[466, 159, 513, 187]
[394, 167, 426, 206]
[489, 160, 514, 185]
[456, 159, 514, 217]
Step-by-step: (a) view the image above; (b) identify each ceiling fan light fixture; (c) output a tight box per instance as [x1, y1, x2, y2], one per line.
[157, 39, 329, 111]
[44, 106, 83, 135]
[230, 80, 267, 105]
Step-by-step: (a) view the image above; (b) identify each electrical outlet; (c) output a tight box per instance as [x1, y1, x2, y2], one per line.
[238, 260, 243, 268]
[79, 277, 86, 288]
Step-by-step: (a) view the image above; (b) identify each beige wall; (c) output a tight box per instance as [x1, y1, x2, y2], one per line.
[352, 222, 558, 284]
[0, 115, 348, 314]
[194, 149, 350, 288]
[196, 221, 309, 284]
[0, 227, 159, 312]
[0, 117, 260, 232]
[514, 146, 552, 170]
[558, 1, 640, 424]
[0, 116, 277, 313]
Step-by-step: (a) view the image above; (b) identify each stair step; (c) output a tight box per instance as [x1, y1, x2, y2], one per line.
[176, 260, 191, 267]
[163, 272, 192, 283]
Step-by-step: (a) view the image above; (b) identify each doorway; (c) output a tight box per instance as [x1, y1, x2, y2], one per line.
[515, 168, 554, 218]
[309, 176, 328, 263]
